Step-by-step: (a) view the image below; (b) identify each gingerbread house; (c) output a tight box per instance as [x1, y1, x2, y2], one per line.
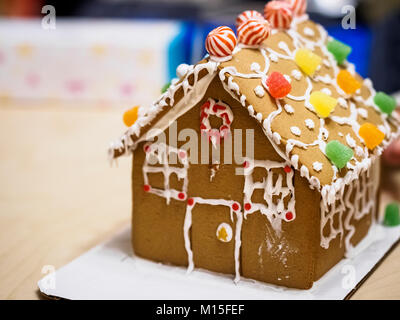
[109, 1, 400, 289]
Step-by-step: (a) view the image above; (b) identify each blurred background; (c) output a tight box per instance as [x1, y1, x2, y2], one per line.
[0, 0, 400, 108]
[1, 0, 400, 299]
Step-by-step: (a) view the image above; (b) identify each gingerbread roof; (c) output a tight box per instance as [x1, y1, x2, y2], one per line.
[109, 16, 400, 204]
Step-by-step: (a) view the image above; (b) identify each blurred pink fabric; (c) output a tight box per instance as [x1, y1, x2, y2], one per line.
[383, 108, 400, 167]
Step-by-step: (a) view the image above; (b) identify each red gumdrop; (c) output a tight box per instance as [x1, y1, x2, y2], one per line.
[266, 71, 291, 99]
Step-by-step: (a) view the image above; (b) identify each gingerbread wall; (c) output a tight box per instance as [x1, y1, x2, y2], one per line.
[130, 75, 380, 289]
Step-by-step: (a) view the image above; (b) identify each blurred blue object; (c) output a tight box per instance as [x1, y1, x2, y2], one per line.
[167, 22, 195, 81]
[326, 24, 372, 78]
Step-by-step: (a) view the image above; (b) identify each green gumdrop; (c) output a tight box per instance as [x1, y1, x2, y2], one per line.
[161, 82, 171, 93]
[384, 203, 400, 226]
[327, 39, 352, 65]
[374, 92, 396, 115]
[325, 140, 354, 169]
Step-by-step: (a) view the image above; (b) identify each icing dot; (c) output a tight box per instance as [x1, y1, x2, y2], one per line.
[187, 198, 194, 206]
[321, 88, 332, 96]
[313, 161, 323, 172]
[254, 85, 265, 97]
[176, 63, 190, 78]
[303, 27, 315, 37]
[337, 97, 348, 109]
[269, 52, 278, 62]
[178, 192, 186, 200]
[143, 144, 151, 153]
[244, 203, 252, 211]
[243, 160, 250, 168]
[284, 165, 292, 173]
[143, 184, 151, 192]
[358, 108, 368, 119]
[178, 150, 186, 159]
[291, 69, 302, 80]
[285, 212, 294, 221]
[284, 104, 294, 114]
[345, 134, 356, 148]
[290, 126, 301, 136]
[232, 202, 240, 211]
[250, 62, 261, 72]
[305, 118, 315, 129]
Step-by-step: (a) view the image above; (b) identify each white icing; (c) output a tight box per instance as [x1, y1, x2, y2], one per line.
[305, 118, 315, 129]
[303, 27, 315, 37]
[254, 85, 265, 97]
[290, 126, 301, 136]
[321, 88, 332, 96]
[291, 69, 302, 80]
[284, 104, 294, 114]
[313, 161, 323, 172]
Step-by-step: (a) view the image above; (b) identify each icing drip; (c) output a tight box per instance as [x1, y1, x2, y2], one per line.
[242, 158, 296, 234]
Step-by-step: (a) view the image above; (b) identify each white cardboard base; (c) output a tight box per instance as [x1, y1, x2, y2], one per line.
[38, 223, 399, 300]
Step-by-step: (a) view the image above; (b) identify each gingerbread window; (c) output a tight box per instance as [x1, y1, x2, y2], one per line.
[142, 142, 189, 204]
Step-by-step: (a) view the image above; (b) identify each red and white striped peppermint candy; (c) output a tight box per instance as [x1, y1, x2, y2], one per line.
[285, 0, 307, 16]
[264, 1, 293, 29]
[205, 26, 237, 58]
[236, 10, 264, 28]
[237, 19, 270, 46]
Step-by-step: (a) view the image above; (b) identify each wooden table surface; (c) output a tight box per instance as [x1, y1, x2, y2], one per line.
[0, 102, 399, 300]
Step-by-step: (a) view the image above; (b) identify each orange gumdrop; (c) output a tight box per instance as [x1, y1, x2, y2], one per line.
[359, 122, 385, 150]
[337, 70, 361, 94]
[123, 106, 139, 127]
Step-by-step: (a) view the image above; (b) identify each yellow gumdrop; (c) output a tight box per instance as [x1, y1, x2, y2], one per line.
[295, 48, 322, 76]
[337, 70, 361, 94]
[310, 91, 337, 118]
[123, 106, 139, 127]
[217, 227, 228, 242]
[359, 122, 385, 150]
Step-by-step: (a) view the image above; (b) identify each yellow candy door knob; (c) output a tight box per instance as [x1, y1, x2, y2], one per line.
[123, 106, 139, 127]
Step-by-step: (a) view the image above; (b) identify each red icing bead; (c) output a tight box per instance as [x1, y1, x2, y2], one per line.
[285, 211, 294, 221]
[244, 203, 252, 211]
[143, 144, 151, 153]
[284, 165, 292, 173]
[178, 151, 186, 159]
[266, 72, 292, 99]
[232, 203, 240, 211]
[178, 192, 186, 200]
[243, 161, 249, 168]
[187, 198, 194, 206]
[143, 184, 151, 192]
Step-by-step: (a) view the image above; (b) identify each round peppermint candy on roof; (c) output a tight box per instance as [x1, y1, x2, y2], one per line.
[237, 19, 270, 46]
[264, 1, 293, 29]
[236, 10, 264, 28]
[285, 0, 307, 17]
[205, 26, 237, 58]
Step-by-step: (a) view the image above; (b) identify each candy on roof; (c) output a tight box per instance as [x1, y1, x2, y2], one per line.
[109, 8, 400, 203]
